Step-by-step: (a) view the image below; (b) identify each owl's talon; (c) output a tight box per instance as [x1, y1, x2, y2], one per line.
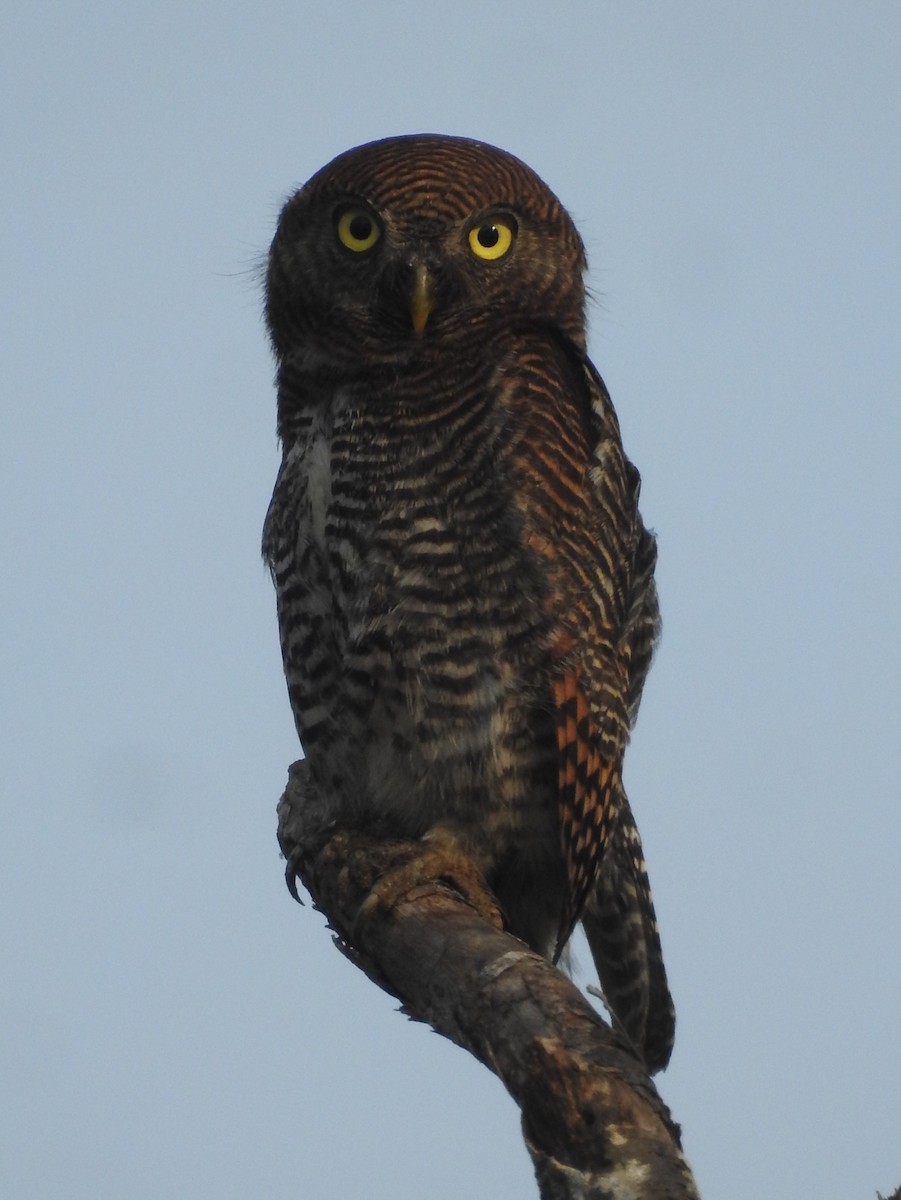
[357, 842, 503, 933]
[285, 869, 304, 905]
[284, 850, 306, 905]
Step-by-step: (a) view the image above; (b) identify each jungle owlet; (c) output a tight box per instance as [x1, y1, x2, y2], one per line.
[263, 134, 675, 1073]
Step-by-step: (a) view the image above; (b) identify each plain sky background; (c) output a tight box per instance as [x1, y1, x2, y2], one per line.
[3, 3, 899, 1197]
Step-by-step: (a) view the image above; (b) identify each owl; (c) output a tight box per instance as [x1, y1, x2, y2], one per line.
[263, 134, 675, 1073]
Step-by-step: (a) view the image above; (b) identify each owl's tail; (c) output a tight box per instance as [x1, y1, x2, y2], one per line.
[581, 787, 675, 1075]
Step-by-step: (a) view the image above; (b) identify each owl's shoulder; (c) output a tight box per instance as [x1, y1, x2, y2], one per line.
[263, 383, 353, 570]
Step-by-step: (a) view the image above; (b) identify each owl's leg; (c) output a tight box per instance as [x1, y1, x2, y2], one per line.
[357, 825, 504, 932]
[277, 759, 343, 902]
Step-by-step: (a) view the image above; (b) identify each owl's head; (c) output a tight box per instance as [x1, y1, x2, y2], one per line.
[266, 135, 587, 368]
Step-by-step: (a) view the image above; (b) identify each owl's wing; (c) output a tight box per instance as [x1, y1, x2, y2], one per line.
[500, 329, 674, 1072]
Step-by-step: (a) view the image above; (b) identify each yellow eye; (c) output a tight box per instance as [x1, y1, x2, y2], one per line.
[468, 218, 515, 261]
[336, 208, 381, 252]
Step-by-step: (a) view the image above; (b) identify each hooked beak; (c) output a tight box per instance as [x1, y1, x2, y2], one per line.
[410, 263, 434, 336]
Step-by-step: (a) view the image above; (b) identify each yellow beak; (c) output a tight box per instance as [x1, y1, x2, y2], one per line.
[410, 263, 434, 335]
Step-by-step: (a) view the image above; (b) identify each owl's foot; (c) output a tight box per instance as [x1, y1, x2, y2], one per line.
[357, 829, 503, 932]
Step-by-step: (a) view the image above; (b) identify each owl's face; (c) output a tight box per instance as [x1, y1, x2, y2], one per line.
[266, 135, 587, 368]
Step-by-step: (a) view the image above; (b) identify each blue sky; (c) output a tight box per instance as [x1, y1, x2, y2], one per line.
[3, 3, 899, 1197]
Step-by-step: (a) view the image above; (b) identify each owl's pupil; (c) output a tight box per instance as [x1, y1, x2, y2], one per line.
[349, 214, 372, 241]
[477, 225, 500, 248]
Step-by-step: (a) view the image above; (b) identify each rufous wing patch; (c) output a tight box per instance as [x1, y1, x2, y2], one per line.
[552, 671, 617, 961]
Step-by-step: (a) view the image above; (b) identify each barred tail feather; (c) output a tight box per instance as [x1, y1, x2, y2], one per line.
[581, 790, 675, 1074]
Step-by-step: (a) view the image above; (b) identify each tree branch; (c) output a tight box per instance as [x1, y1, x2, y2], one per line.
[277, 760, 699, 1199]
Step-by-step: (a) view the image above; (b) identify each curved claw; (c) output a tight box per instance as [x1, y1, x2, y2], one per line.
[284, 851, 306, 905]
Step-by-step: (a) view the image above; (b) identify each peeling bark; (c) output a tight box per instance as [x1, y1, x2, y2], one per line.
[277, 761, 699, 1199]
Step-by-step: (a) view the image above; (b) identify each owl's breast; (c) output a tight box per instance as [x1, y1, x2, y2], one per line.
[265, 370, 559, 880]
[299, 384, 553, 815]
